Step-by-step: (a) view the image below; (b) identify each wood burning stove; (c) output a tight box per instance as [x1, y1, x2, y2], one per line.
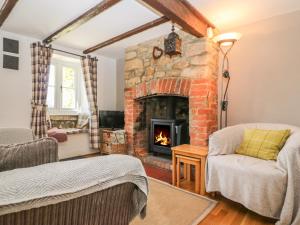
[150, 118, 187, 155]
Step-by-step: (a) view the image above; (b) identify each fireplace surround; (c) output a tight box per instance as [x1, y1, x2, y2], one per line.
[124, 30, 219, 157]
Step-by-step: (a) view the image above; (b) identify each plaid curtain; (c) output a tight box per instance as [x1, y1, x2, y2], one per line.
[81, 56, 100, 149]
[30, 42, 53, 138]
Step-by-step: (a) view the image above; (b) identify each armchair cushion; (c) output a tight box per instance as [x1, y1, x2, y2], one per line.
[0, 138, 58, 172]
[236, 128, 291, 160]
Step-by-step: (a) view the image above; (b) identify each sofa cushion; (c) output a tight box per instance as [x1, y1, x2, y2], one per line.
[236, 128, 290, 160]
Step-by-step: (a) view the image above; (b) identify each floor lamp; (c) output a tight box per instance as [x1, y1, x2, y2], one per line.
[213, 32, 242, 129]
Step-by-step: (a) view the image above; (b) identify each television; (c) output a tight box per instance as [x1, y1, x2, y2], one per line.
[99, 111, 124, 129]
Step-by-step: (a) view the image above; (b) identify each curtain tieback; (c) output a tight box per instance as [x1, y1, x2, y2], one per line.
[31, 102, 47, 111]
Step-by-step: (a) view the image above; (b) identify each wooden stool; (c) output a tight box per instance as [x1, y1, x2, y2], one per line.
[176, 155, 201, 194]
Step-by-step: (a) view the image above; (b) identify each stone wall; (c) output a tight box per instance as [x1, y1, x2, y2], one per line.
[124, 30, 219, 155]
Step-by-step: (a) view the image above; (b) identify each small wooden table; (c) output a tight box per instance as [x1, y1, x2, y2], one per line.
[171, 144, 208, 195]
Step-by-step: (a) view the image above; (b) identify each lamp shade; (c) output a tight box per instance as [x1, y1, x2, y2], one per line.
[213, 32, 242, 46]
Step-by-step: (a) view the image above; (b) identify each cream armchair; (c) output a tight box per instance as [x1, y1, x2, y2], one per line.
[206, 123, 300, 224]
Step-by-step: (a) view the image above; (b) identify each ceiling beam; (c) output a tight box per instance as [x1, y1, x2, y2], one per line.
[83, 16, 169, 54]
[0, 0, 18, 27]
[43, 0, 121, 44]
[139, 0, 214, 38]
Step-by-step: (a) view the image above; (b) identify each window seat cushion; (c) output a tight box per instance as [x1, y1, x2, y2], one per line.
[47, 128, 68, 143]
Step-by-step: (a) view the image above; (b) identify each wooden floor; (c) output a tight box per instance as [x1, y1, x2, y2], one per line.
[199, 195, 276, 225]
[143, 163, 276, 225]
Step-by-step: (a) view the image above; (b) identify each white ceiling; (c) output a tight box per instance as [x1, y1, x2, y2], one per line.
[1, 0, 300, 59]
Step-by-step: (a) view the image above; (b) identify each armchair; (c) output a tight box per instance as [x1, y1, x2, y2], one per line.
[206, 123, 300, 224]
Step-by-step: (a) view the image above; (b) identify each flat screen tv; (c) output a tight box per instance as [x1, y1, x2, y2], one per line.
[99, 111, 124, 129]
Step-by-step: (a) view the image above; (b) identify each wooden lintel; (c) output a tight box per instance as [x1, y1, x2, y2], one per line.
[83, 16, 169, 54]
[0, 0, 18, 27]
[140, 0, 214, 38]
[43, 0, 121, 44]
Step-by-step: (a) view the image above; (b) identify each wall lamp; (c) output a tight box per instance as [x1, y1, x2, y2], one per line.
[213, 32, 241, 128]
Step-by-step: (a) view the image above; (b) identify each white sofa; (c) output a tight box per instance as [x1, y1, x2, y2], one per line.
[206, 123, 300, 224]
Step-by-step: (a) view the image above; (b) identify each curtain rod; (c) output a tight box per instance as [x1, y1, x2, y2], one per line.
[52, 47, 85, 58]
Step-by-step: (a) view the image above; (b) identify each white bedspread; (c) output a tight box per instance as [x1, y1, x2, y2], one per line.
[206, 123, 300, 225]
[0, 155, 148, 217]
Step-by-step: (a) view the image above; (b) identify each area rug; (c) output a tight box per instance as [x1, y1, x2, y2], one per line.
[131, 178, 217, 225]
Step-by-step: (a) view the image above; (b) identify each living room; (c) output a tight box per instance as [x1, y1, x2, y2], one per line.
[0, 0, 299, 225]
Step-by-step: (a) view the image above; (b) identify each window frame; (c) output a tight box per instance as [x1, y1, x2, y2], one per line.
[47, 58, 83, 115]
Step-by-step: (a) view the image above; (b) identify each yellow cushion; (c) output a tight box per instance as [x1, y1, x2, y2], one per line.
[236, 128, 291, 160]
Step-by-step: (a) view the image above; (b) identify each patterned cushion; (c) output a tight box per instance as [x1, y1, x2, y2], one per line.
[235, 128, 290, 160]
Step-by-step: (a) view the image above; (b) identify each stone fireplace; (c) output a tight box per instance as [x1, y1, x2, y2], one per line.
[124, 30, 219, 157]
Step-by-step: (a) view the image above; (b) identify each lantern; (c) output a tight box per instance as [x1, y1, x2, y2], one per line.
[164, 24, 182, 57]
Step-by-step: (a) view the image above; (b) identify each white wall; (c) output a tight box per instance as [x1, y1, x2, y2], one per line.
[0, 31, 33, 128]
[0, 31, 118, 128]
[226, 10, 300, 127]
[116, 58, 125, 111]
[97, 55, 117, 111]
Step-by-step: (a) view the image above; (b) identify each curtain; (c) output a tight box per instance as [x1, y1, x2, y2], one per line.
[30, 42, 53, 138]
[81, 56, 100, 149]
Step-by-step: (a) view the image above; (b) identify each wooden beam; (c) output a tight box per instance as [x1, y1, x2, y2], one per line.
[0, 0, 18, 27]
[83, 16, 169, 54]
[43, 0, 121, 44]
[140, 0, 214, 38]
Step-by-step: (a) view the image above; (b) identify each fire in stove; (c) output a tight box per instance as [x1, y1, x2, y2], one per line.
[155, 131, 171, 146]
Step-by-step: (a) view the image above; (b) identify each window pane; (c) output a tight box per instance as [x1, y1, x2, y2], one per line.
[47, 86, 55, 108]
[49, 65, 55, 86]
[62, 88, 75, 109]
[62, 67, 75, 88]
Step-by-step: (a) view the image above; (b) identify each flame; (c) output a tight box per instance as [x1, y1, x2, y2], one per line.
[155, 131, 171, 146]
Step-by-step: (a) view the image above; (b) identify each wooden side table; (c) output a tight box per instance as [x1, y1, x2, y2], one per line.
[171, 144, 208, 195]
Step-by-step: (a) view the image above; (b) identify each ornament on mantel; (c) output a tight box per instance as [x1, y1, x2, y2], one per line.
[164, 23, 182, 57]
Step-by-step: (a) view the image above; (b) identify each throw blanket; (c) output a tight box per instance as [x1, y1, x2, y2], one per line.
[0, 155, 148, 219]
[206, 123, 300, 225]
[276, 132, 300, 225]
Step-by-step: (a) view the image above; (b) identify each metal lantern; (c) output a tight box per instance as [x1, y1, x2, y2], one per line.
[164, 24, 182, 57]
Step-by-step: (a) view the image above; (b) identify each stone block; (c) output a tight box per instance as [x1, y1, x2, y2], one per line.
[125, 58, 143, 71]
[181, 66, 206, 78]
[125, 51, 137, 60]
[185, 41, 207, 57]
[190, 54, 209, 66]
[172, 60, 190, 69]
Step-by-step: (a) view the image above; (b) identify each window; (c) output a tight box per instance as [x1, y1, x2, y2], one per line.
[47, 54, 87, 114]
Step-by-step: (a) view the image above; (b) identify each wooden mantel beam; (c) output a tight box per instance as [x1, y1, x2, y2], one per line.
[0, 0, 18, 27]
[139, 0, 214, 38]
[83, 16, 169, 54]
[43, 0, 121, 44]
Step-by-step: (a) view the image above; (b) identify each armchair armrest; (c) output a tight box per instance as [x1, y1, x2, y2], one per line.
[277, 131, 300, 167]
[209, 125, 244, 156]
[0, 138, 58, 172]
